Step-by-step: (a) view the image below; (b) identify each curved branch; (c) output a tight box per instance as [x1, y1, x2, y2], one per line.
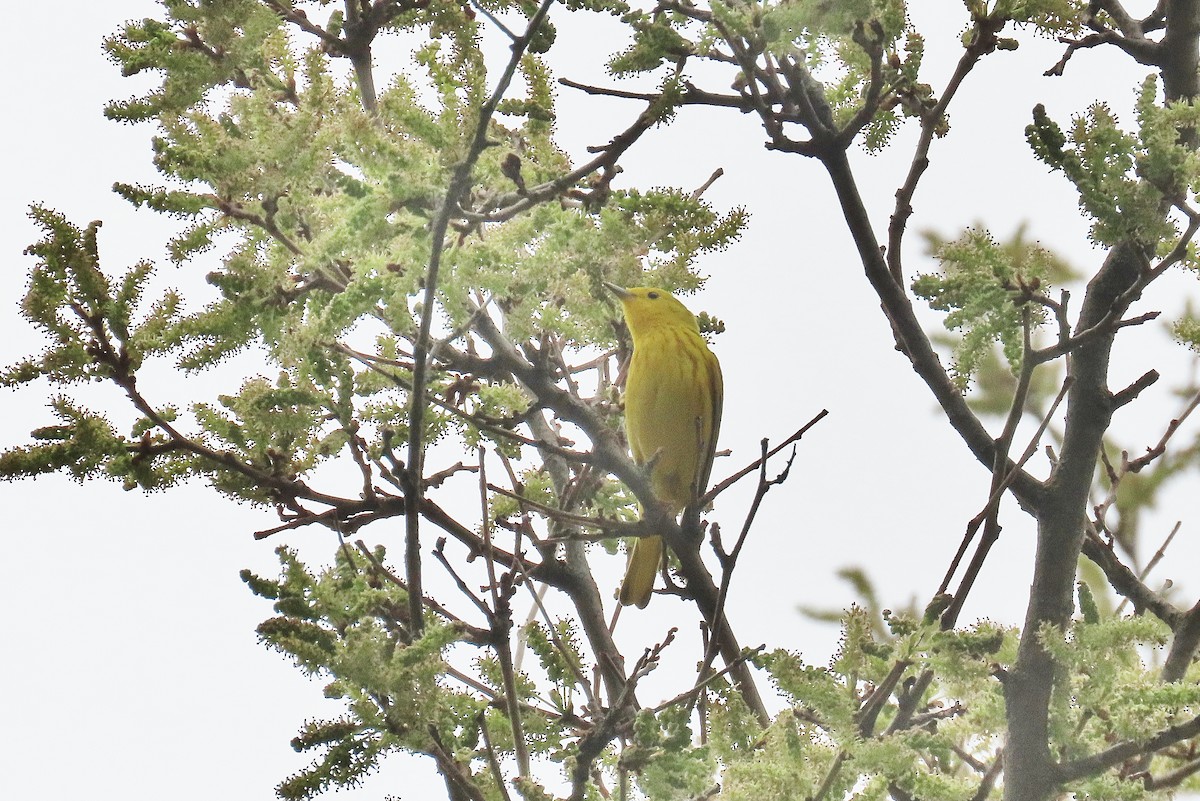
[886, 15, 1003, 284]
[405, 0, 558, 635]
[471, 311, 771, 726]
[820, 148, 1045, 510]
[1058, 712, 1200, 782]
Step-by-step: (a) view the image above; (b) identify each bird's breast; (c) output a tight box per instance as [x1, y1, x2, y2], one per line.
[623, 328, 718, 511]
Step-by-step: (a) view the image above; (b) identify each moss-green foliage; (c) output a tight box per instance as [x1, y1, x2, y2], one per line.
[524, 620, 586, 714]
[1042, 613, 1175, 749]
[242, 543, 1200, 801]
[629, 705, 716, 800]
[768, 0, 913, 143]
[920, 227, 1078, 420]
[0, 397, 129, 482]
[915, 224, 1077, 412]
[19, 2, 1200, 800]
[913, 226, 1057, 388]
[918, 221, 1198, 562]
[610, 0, 925, 151]
[0, 209, 200, 489]
[8, 208, 160, 385]
[1028, 77, 1200, 252]
[1039, 611, 1200, 799]
[604, 0, 1088, 158]
[244, 546, 477, 799]
[245, 546, 620, 799]
[3, 0, 745, 501]
[717, 609, 1013, 801]
[609, 10, 692, 75]
[2, 3, 755, 795]
[718, 603, 1200, 801]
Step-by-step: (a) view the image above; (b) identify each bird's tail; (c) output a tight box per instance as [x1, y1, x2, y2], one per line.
[618, 534, 663, 608]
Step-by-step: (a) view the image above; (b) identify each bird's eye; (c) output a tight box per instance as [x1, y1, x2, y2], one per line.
[647, 291, 659, 299]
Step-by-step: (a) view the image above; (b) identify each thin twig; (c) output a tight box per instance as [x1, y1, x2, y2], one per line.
[857, 659, 915, 737]
[811, 751, 849, 801]
[650, 645, 765, 713]
[336, 341, 598, 465]
[351, 539, 485, 637]
[432, 539, 495, 620]
[404, 0, 558, 636]
[1114, 521, 1181, 616]
[1141, 754, 1200, 789]
[691, 439, 794, 716]
[512, 550, 600, 713]
[939, 364, 1071, 629]
[477, 710, 515, 801]
[488, 483, 642, 537]
[886, 15, 1004, 283]
[939, 311, 1038, 609]
[1128, 388, 1200, 472]
[470, 0, 518, 40]
[969, 751, 1004, 801]
[690, 168, 725, 200]
[1083, 523, 1182, 626]
[701, 410, 827, 505]
[479, 448, 503, 612]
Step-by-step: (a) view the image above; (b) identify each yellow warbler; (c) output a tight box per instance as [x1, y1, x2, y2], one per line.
[604, 283, 723, 608]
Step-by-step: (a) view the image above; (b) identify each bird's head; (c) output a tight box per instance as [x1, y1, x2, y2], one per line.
[603, 283, 700, 339]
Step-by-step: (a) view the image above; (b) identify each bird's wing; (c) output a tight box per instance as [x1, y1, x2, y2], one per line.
[695, 347, 723, 502]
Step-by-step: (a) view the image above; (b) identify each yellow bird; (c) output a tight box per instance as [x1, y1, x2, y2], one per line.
[604, 283, 724, 608]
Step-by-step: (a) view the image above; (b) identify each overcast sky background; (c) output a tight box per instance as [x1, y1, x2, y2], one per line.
[4, 2, 1200, 799]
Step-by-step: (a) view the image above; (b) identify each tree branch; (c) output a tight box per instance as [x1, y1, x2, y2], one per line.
[1058, 712, 1200, 782]
[405, 0, 557, 636]
[1082, 526, 1182, 626]
[470, 308, 770, 725]
[1005, 239, 1145, 799]
[886, 14, 1003, 284]
[820, 148, 1045, 511]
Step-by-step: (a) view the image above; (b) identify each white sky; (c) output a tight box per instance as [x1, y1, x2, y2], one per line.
[4, 2, 1199, 799]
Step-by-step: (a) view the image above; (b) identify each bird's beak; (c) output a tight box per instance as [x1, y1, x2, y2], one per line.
[603, 281, 632, 300]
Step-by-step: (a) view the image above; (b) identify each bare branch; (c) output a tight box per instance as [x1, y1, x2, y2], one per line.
[836, 20, 888, 147]
[1083, 525, 1182, 626]
[702, 410, 828, 505]
[969, 752, 1005, 801]
[1127, 389, 1200, 472]
[856, 659, 915, 737]
[477, 710, 515, 801]
[1140, 754, 1200, 789]
[404, 0, 558, 636]
[1058, 713, 1200, 782]
[429, 725, 490, 801]
[1114, 521, 1180, 616]
[1112, 369, 1161, 409]
[470, 0, 519, 40]
[691, 438, 796, 717]
[1045, 31, 1160, 78]
[690, 167, 725, 201]
[886, 15, 1005, 284]
[651, 644, 764, 714]
[938, 373, 1072, 627]
[559, 77, 753, 112]
[811, 751, 849, 801]
[940, 311, 1040, 628]
[821, 147, 1046, 511]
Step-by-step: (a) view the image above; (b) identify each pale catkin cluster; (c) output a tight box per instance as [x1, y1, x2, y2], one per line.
[10, 1, 1200, 800]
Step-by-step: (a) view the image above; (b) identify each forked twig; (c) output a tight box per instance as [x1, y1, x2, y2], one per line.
[702, 409, 827, 505]
[938, 372, 1072, 628]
